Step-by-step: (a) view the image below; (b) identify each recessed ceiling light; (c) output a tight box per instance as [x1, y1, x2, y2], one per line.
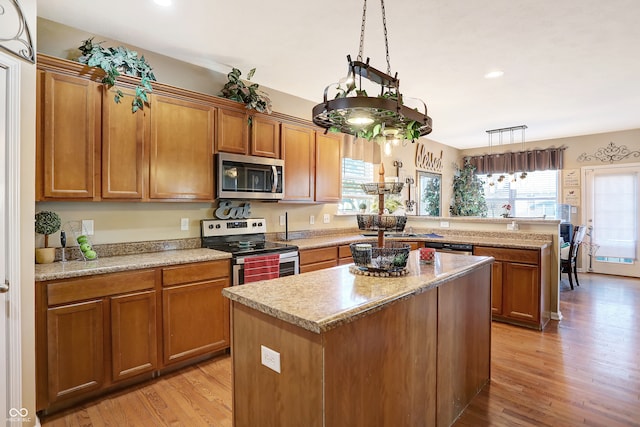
[484, 70, 504, 79]
[154, 0, 172, 6]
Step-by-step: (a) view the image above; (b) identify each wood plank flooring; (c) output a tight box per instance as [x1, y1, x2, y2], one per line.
[41, 273, 640, 427]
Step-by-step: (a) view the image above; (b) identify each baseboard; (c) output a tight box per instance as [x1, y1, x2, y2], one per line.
[551, 311, 563, 321]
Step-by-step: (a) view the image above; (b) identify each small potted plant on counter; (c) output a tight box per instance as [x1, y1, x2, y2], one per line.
[359, 202, 367, 213]
[35, 211, 61, 264]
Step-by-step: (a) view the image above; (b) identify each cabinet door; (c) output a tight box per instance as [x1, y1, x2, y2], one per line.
[251, 114, 280, 158]
[315, 132, 342, 202]
[162, 279, 230, 365]
[490, 260, 504, 315]
[41, 72, 100, 199]
[504, 262, 539, 322]
[282, 123, 315, 201]
[111, 290, 157, 382]
[150, 95, 215, 200]
[102, 87, 146, 199]
[47, 300, 104, 402]
[217, 108, 248, 154]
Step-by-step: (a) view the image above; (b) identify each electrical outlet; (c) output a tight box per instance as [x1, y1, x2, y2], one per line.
[440, 221, 450, 228]
[323, 214, 330, 224]
[181, 218, 189, 231]
[279, 215, 286, 226]
[82, 219, 94, 236]
[261, 345, 281, 373]
[310, 215, 315, 225]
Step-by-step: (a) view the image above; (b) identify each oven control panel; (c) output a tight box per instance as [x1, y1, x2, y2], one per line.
[201, 218, 267, 237]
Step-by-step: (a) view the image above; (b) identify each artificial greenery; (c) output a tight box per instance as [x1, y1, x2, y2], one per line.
[449, 161, 488, 217]
[35, 211, 61, 248]
[220, 68, 272, 114]
[77, 37, 156, 112]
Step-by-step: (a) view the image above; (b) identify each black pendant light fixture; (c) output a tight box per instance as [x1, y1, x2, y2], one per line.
[312, 0, 432, 143]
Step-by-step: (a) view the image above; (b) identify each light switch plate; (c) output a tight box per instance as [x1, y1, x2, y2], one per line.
[310, 215, 315, 225]
[82, 219, 94, 236]
[279, 215, 286, 226]
[440, 221, 450, 228]
[180, 218, 189, 231]
[323, 214, 330, 224]
[261, 345, 281, 373]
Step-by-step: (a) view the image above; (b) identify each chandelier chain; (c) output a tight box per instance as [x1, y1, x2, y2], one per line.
[357, 0, 392, 75]
[357, 0, 368, 61]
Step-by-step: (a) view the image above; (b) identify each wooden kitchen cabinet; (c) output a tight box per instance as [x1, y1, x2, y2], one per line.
[37, 70, 101, 200]
[251, 114, 281, 158]
[161, 260, 230, 365]
[37, 269, 157, 411]
[282, 123, 316, 201]
[338, 244, 354, 265]
[216, 107, 249, 154]
[473, 245, 551, 330]
[149, 95, 215, 200]
[101, 86, 146, 199]
[300, 247, 338, 273]
[315, 132, 342, 202]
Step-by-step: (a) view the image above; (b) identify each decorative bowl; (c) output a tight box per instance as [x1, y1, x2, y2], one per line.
[350, 242, 411, 272]
[356, 214, 407, 232]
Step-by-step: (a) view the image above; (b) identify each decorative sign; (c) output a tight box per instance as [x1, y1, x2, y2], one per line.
[562, 169, 580, 187]
[415, 143, 443, 172]
[577, 142, 640, 163]
[563, 189, 580, 207]
[214, 201, 252, 219]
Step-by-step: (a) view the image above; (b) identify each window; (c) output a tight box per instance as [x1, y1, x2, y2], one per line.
[477, 170, 559, 218]
[339, 158, 375, 213]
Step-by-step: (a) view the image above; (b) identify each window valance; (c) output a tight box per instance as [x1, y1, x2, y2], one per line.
[341, 135, 382, 164]
[466, 147, 565, 174]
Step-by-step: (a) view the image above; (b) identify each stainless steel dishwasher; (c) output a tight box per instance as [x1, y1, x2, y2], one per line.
[423, 241, 473, 255]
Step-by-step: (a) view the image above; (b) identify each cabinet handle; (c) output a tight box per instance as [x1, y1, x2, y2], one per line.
[271, 166, 278, 193]
[0, 279, 9, 293]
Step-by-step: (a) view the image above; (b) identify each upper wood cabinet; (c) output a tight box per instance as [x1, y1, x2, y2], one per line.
[282, 123, 316, 201]
[38, 71, 101, 200]
[149, 95, 215, 200]
[250, 114, 280, 158]
[216, 109, 281, 158]
[216, 108, 248, 154]
[315, 132, 342, 202]
[102, 87, 146, 199]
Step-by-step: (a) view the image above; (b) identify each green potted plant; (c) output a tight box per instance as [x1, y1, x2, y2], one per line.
[220, 68, 272, 114]
[358, 202, 367, 213]
[35, 211, 61, 264]
[77, 37, 156, 112]
[450, 160, 488, 217]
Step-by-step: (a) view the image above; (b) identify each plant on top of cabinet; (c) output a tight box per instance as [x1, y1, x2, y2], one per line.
[77, 37, 156, 112]
[220, 68, 272, 114]
[450, 160, 488, 217]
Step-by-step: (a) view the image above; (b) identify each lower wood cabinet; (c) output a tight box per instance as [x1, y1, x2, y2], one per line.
[300, 247, 338, 273]
[161, 261, 230, 365]
[473, 245, 551, 330]
[338, 245, 353, 265]
[36, 259, 230, 414]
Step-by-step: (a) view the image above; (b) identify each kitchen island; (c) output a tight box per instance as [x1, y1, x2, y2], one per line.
[223, 251, 493, 427]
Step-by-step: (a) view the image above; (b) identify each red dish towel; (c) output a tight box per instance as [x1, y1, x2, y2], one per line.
[243, 254, 280, 283]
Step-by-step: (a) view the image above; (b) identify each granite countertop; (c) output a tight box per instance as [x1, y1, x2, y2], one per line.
[223, 251, 493, 334]
[35, 248, 231, 281]
[281, 233, 552, 251]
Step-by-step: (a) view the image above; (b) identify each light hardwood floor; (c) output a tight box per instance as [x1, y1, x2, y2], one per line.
[41, 273, 640, 427]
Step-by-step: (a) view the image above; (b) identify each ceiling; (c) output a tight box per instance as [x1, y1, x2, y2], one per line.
[37, 0, 640, 149]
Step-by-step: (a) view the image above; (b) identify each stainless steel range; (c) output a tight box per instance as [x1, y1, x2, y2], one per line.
[201, 218, 299, 285]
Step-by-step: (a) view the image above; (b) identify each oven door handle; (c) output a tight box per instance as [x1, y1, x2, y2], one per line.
[271, 165, 278, 193]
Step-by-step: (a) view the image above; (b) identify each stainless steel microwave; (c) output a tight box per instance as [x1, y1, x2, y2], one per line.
[217, 153, 284, 200]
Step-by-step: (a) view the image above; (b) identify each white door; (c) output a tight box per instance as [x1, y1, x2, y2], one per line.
[583, 163, 640, 277]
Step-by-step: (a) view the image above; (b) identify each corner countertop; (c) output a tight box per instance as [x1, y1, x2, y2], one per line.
[223, 251, 493, 334]
[35, 248, 231, 282]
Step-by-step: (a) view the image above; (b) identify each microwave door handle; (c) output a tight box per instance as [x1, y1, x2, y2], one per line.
[271, 166, 278, 192]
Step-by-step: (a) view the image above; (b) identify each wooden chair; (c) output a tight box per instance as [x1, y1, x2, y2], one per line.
[561, 225, 587, 290]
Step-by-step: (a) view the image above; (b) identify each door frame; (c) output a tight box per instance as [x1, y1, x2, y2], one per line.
[581, 162, 640, 277]
[1, 51, 24, 422]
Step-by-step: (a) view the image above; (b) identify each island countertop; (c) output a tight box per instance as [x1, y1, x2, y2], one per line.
[222, 251, 493, 333]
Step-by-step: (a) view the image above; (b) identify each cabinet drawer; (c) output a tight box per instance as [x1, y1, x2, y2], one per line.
[474, 246, 538, 264]
[338, 245, 353, 259]
[162, 260, 229, 286]
[300, 260, 338, 274]
[300, 247, 337, 265]
[46, 269, 156, 306]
